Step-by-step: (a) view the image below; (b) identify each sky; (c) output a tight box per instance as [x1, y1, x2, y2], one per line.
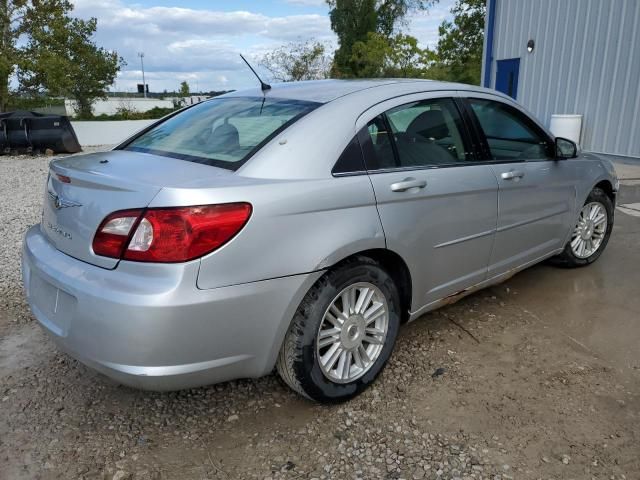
[71, 0, 455, 93]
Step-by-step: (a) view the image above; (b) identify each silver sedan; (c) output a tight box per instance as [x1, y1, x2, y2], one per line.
[22, 80, 618, 402]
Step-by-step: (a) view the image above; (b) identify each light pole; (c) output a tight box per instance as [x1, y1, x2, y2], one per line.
[138, 52, 146, 98]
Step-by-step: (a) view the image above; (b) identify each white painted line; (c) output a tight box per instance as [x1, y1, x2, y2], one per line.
[617, 204, 640, 217]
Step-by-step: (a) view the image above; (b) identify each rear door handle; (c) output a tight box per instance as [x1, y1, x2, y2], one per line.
[390, 178, 427, 192]
[501, 170, 525, 180]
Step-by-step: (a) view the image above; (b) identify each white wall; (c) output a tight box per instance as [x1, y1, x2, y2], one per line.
[71, 120, 155, 146]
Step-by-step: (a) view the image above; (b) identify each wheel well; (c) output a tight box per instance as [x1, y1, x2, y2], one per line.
[333, 249, 412, 323]
[595, 180, 615, 203]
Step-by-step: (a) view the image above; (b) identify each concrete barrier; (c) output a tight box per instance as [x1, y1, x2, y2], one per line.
[71, 120, 156, 146]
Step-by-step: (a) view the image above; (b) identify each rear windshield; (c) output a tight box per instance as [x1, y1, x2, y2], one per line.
[122, 97, 320, 170]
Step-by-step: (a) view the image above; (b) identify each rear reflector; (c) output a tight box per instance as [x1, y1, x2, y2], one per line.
[92, 203, 252, 263]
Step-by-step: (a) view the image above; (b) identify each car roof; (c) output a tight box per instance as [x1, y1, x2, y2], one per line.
[222, 79, 510, 104]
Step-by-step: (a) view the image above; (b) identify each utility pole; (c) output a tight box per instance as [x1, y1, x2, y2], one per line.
[138, 52, 146, 98]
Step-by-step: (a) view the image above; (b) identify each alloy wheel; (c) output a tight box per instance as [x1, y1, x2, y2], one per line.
[316, 282, 389, 383]
[570, 201, 607, 259]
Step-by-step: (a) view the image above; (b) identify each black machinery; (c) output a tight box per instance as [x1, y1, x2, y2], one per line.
[0, 111, 82, 155]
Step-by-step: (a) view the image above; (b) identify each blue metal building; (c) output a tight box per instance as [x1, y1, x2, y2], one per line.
[481, 0, 640, 158]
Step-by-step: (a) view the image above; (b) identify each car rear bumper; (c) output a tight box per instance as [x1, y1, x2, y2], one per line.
[22, 225, 322, 391]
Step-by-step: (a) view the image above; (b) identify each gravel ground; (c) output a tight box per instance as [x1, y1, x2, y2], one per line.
[0, 147, 108, 330]
[1, 151, 638, 480]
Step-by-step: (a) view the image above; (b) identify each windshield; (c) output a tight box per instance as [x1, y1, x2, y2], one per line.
[122, 97, 320, 170]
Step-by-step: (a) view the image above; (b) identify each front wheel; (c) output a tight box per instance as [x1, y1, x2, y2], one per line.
[554, 187, 614, 267]
[276, 256, 400, 403]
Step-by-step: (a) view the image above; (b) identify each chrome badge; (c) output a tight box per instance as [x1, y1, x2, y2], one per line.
[48, 189, 82, 210]
[47, 221, 73, 240]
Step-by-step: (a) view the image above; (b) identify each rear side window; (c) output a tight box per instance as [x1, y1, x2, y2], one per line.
[123, 97, 319, 170]
[386, 98, 471, 167]
[468, 98, 553, 161]
[359, 98, 472, 171]
[332, 135, 366, 175]
[360, 115, 397, 170]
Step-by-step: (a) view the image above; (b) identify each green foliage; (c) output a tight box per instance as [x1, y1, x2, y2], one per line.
[0, 0, 122, 115]
[325, 0, 484, 85]
[6, 95, 64, 111]
[179, 81, 190, 97]
[91, 106, 179, 121]
[349, 33, 435, 79]
[434, 0, 485, 85]
[327, 0, 377, 77]
[327, 0, 437, 77]
[349, 32, 390, 78]
[375, 0, 437, 36]
[383, 34, 436, 78]
[0, 0, 28, 111]
[260, 40, 331, 82]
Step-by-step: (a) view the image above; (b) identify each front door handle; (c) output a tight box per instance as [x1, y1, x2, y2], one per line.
[501, 170, 525, 180]
[390, 178, 427, 192]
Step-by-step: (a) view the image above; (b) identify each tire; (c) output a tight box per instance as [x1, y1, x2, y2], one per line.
[553, 187, 614, 267]
[276, 256, 401, 403]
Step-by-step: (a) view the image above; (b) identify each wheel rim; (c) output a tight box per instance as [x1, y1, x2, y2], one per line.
[570, 201, 607, 259]
[316, 282, 389, 384]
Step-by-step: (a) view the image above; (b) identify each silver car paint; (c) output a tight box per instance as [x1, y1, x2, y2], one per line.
[22, 79, 618, 390]
[45, 150, 236, 269]
[23, 225, 324, 389]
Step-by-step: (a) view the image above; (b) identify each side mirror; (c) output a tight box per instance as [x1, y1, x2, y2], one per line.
[555, 137, 578, 159]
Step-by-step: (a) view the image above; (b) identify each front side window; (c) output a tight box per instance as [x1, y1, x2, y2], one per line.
[468, 98, 553, 161]
[123, 97, 319, 170]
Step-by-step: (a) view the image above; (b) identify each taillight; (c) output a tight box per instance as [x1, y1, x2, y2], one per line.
[92, 209, 144, 258]
[92, 203, 252, 263]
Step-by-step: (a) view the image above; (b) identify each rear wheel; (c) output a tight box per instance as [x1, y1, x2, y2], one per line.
[277, 256, 400, 403]
[553, 187, 613, 267]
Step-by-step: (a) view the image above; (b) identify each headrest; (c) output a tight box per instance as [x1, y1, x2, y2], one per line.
[406, 110, 449, 140]
[211, 123, 240, 150]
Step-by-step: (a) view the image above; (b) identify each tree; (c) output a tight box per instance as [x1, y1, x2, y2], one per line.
[375, 0, 437, 37]
[349, 33, 390, 78]
[260, 40, 331, 82]
[1, 0, 121, 115]
[434, 0, 485, 85]
[385, 34, 435, 78]
[0, 0, 20, 111]
[327, 0, 376, 77]
[349, 33, 434, 79]
[21, 17, 122, 118]
[326, 0, 437, 77]
[179, 81, 190, 97]
[0, 0, 63, 111]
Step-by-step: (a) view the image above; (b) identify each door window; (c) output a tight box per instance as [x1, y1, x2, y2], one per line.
[359, 115, 398, 170]
[385, 98, 471, 167]
[468, 98, 553, 161]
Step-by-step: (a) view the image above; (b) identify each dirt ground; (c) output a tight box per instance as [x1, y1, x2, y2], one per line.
[0, 153, 639, 479]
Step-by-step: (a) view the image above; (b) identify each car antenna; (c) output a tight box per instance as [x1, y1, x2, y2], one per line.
[239, 54, 271, 92]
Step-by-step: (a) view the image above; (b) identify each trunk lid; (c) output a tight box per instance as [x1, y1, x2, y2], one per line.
[43, 150, 233, 269]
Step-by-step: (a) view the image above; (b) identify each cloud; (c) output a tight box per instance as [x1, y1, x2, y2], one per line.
[70, 0, 452, 92]
[70, 0, 337, 91]
[406, 1, 454, 49]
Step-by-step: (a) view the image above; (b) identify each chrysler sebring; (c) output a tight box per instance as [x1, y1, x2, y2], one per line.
[22, 80, 618, 402]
